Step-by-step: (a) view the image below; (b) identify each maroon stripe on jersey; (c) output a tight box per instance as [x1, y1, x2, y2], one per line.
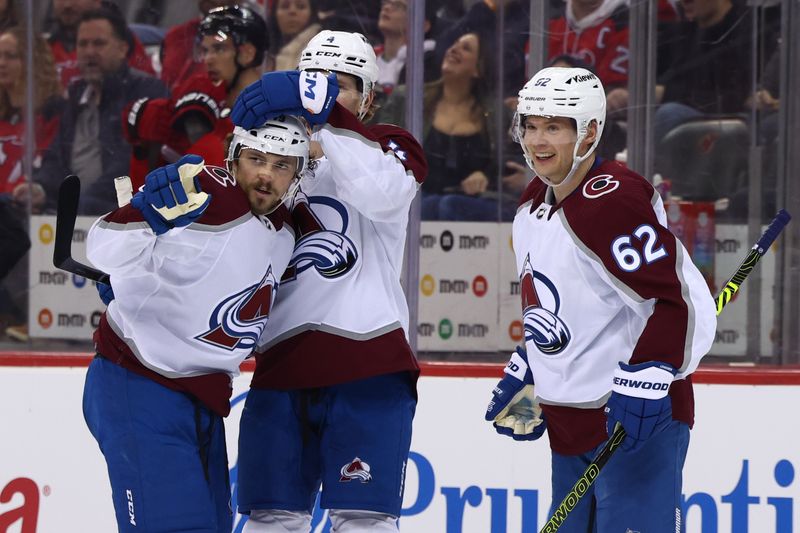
[250, 328, 420, 390]
[102, 203, 146, 224]
[326, 102, 428, 184]
[93, 313, 233, 417]
[542, 378, 694, 455]
[560, 160, 692, 371]
[518, 177, 547, 209]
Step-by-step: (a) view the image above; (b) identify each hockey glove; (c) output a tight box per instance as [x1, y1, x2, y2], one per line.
[170, 74, 228, 133]
[96, 282, 114, 305]
[123, 97, 172, 145]
[604, 361, 677, 453]
[130, 154, 211, 235]
[485, 345, 546, 441]
[231, 70, 339, 129]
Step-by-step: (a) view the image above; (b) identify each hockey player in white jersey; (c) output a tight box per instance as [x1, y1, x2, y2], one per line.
[484, 67, 717, 532]
[83, 115, 309, 532]
[230, 30, 428, 532]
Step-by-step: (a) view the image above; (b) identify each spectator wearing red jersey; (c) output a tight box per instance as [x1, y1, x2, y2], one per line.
[46, 0, 155, 89]
[159, 0, 237, 92]
[0, 27, 63, 199]
[125, 5, 267, 178]
[0, 26, 63, 342]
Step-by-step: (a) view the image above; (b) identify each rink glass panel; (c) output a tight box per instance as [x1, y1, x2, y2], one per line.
[3, 1, 799, 366]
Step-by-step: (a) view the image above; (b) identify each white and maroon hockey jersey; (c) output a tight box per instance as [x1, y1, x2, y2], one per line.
[86, 165, 295, 416]
[250, 103, 427, 390]
[514, 159, 716, 454]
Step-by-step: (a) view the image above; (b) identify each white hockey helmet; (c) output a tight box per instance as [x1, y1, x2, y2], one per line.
[298, 30, 379, 120]
[512, 67, 606, 188]
[227, 115, 310, 211]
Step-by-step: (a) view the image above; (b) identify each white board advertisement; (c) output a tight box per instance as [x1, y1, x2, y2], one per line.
[1, 367, 798, 532]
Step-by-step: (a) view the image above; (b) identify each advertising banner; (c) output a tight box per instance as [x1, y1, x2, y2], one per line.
[27, 216, 104, 340]
[2, 367, 798, 532]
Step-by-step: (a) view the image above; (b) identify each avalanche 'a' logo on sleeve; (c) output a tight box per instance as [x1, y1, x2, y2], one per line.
[520, 254, 571, 355]
[196, 267, 277, 351]
[282, 192, 359, 282]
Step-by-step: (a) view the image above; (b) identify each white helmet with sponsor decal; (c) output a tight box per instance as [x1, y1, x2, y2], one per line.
[227, 115, 310, 211]
[511, 67, 606, 188]
[298, 30, 379, 120]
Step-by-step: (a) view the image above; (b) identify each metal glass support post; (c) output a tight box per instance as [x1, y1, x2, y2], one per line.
[401, 0, 426, 353]
[626, 0, 656, 178]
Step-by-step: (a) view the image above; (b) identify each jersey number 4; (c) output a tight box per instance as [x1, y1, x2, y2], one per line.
[611, 224, 667, 272]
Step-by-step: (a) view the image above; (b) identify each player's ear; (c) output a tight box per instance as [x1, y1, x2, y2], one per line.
[237, 42, 256, 67]
[583, 120, 599, 147]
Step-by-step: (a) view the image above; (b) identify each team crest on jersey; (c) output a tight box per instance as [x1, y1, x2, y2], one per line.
[282, 192, 359, 282]
[195, 267, 277, 350]
[339, 457, 372, 483]
[520, 254, 571, 355]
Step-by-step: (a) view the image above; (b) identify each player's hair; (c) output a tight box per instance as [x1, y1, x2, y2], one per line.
[79, 7, 131, 46]
[0, 26, 61, 121]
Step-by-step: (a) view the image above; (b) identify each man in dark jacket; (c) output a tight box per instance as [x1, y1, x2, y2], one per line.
[31, 7, 167, 215]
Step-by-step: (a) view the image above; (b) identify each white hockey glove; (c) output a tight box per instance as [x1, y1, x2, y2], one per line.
[485, 346, 546, 441]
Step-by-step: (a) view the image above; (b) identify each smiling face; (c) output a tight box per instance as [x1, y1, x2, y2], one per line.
[76, 18, 129, 83]
[275, 0, 312, 37]
[440, 32, 480, 81]
[522, 115, 581, 185]
[233, 148, 299, 214]
[0, 32, 22, 91]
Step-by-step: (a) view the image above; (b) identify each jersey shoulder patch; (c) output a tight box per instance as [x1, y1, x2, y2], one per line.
[369, 123, 428, 184]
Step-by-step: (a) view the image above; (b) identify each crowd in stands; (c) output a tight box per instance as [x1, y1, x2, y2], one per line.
[0, 0, 785, 341]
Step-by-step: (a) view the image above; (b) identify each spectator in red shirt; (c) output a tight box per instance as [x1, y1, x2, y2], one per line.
[125, 5, 268, 177]
[0, 27, 63, 198]
[158, 0, 237, 92]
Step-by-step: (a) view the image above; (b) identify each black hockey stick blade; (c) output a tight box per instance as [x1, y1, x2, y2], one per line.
[539, 209, 792, 533]
[53, 175, 110, 284]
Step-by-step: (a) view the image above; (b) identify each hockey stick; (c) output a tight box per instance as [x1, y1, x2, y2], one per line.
[539, 208, 792, 533]
[53, 175, 110, 284]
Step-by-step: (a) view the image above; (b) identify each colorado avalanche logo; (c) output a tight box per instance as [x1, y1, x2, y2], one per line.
[520, 254, 571, 355]
[282, 192, 359, 282]
[339, 457, 372, 483]
[195, 267, 277, 351]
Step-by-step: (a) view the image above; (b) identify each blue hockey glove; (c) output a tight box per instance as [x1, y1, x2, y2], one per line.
[231, 70, 339, 129]
[485, 345, 546, 441]
[604, 361, 677, 453]
[130, 154, 211, 235]
[96, 282, 114, 305]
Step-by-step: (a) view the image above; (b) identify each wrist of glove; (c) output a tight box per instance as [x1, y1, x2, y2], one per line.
[485, 346, 546, 441]
[96, 282, 114, 306]
[130, 154, 211, 235]
[604, 361, 677, 452]
[170, 75, 227, 133]
[231, 70, 339, 129]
